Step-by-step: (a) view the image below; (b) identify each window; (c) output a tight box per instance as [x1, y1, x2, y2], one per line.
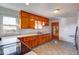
[3, 16, 17, 30]
[2, 16, 17, 35]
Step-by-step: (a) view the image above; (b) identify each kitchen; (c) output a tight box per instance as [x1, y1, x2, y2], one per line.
[0, 3, 79, 55]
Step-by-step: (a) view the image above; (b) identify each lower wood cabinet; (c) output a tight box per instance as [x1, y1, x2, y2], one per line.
[20, 42, 31, 55]
[18, 34, 52, 54]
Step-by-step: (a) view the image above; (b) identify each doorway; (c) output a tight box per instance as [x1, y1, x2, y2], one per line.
[51, 22, 59, 40]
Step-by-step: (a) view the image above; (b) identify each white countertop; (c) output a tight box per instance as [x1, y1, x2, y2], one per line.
[0, 36, 19, 46]
[0, 33, 38, 37]
[0, 33, 50, 38]
[17, 34, 38, 38]
[0, 34, 38, 46]
[0, 33, 50, 46]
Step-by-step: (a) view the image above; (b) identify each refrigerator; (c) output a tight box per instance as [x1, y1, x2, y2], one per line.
[75, 26, 79, 54]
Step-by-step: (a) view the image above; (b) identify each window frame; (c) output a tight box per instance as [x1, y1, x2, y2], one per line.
[2, 16, 17, 31]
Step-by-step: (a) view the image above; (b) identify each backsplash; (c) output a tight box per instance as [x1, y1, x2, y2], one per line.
[0, 25, 51, 37]
[19, 26, 51, 35]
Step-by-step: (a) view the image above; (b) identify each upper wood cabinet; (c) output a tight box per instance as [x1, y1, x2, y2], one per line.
[42, 17, 49, 26]
[19, 10, 49, 29]
[29, 14, 35, 29]
[19, 11, 30, 29]
[20, 10, 30, 17]
[20, 17, 29, 29]
[38, 17, 49, 26]
[45, 18, 49, 26]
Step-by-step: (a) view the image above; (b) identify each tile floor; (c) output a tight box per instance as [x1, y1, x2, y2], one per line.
[24, 51, 37, 55]
[25, 40, 77, 55]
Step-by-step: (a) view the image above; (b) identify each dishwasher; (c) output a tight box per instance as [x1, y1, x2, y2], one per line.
[0, 36, 21, 55]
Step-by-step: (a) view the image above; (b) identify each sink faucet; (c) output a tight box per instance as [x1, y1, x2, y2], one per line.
[37, 31, 42, 34]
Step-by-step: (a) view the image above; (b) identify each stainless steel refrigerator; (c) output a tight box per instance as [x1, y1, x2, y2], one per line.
[74, 26, 79, 54]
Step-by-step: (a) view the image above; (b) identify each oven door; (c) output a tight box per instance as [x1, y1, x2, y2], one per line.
[0, 42, 21, 55]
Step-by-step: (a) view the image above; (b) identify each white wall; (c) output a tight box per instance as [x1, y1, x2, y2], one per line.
[59, 16, 78, 44]
[0, 7, 19, 36]
[50, 16, 78, 44]
[0, 7, 18, 17]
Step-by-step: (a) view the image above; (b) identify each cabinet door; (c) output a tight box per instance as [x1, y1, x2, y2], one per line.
[18, 37, 24, 42]
[42, 35, 47, 43]
[40, 17, 49, 26]
[20, 17, 29, 29]
[29, 15, 35, 29]
[37, 36, 42, 45]
[20, 10, 29, 17]
[21, 43, 31, 55]
[29, 37, 35, 48]
[30, 39, 37, 48]
[20, 11, 30, 29]
[42, 34, 52, 42]
[40, 17, 44, 26]
[38, 35, 45, 44]
[44, 18, 49, 26]
[27, 36, 38, 48]
[33, 36, 38, 47]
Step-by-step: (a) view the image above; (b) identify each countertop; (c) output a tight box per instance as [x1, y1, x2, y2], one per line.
[17, 34, 39, 38]
[0, 33, 51, 47]
[0, 33, 51, 38]
[0, 34, 37, 37]
[17, 33, 51, 38]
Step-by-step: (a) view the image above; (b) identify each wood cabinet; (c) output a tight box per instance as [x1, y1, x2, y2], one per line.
[29, 14, 35, 29]
[18, 34, 52, 54]
[18, 34, 52, 48]
[20, 11, 30, 29]
[20, 43, 31, 55]
[41, 17, 49, 26]
[20, 17, 29, 29]
[44, 18, 49, 26]
[21, 11, 30, 17]
[19, 10, 49, 29]
[38, 17, 49, 26]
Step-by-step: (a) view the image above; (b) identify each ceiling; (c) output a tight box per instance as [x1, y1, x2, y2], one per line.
[0, 3, 79, 18]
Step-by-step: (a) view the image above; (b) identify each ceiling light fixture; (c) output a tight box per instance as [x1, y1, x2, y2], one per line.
[53, 9, 60, 13]
[25, 3, 29, 5]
